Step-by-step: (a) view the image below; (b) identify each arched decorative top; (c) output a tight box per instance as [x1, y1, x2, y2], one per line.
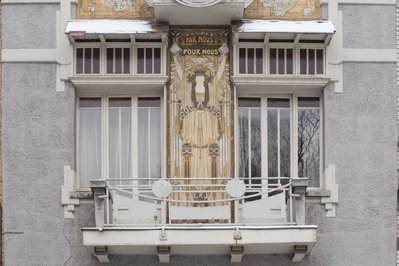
[175, 0, 223, 8]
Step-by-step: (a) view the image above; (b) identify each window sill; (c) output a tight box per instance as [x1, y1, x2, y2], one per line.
[69, 75, 169, 94]
[232, 76, 330, 94]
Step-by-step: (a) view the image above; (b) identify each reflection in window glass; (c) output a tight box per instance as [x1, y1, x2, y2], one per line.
[267, 99, 290, 179]
[298, 97, 320, 187]
[238, 98, 261, 187]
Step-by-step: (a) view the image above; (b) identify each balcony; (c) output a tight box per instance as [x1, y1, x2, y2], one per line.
[82, 177, 317, 263]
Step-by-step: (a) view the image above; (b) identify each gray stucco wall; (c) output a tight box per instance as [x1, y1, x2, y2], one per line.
[341, 4, 396, 49]
[1, 2, 398, 266]
[2, 63, 75, 265]
[2, 4, 59, 49]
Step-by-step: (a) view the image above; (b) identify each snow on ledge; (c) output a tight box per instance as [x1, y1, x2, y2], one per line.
[65, 20, 166, 35]
[235, 20, 336, 34]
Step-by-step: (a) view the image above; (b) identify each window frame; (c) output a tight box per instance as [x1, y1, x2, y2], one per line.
[296, 43, 326, 77]
[134, 43, 164, 76]
[74, 43, 103, 76]
[235, 43, 266, 76]
[76, 93, 165, 191]
[233, 42, 326, 78]
[103, 44, 133, 76]
[235, 93, 324, 190]
[72, 41, 166, 78]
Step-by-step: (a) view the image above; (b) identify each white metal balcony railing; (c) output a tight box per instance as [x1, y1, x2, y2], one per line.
[84, 176, 315, 263]
[90, 176, 308, 227]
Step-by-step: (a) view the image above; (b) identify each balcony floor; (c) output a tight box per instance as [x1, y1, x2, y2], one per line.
[82, 225, 317, 259]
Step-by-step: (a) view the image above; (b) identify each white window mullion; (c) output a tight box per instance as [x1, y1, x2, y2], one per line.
[118, 108, 122, 187]
[292, 96, 297, 179]
[261, 97, 267, 194]
[248, 109, 252, 186]
[277, 109, 281, 181]
[102, 96, 108, 181]
[132, 97, 139, 197]
[152, 48, 155, 74]
[148, 108, 152, 184]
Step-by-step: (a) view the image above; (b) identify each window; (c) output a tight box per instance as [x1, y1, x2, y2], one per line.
[234, 44, 325, 77]
[76, 48, 100, 74]
[300, 48, 324, 75]
[136, 47, 162, 74]
[237, 96, 321, 188]
[78, 96, 163, 189]
[74, 44, 164, 76]
[269, 48, 293, 75]
[238, 47, 264, 74]
[106, 48, 130, 74]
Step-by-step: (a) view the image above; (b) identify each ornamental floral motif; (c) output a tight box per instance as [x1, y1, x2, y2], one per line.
[105, 0, 135, 12]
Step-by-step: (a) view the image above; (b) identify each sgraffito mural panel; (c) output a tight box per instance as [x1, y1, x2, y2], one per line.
[244, 0, 321, 19]
[77, 0, 154, 19]
[168, 28, 233, 213]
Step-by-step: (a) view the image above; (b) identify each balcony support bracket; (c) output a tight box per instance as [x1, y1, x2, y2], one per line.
[231, 246, 244, 263]
[94, 246, 110, 263]
[157, 246, 171, 263]
[292, 245, 307, 262]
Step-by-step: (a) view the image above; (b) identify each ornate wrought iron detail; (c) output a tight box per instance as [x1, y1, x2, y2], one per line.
[182, 143, 193, 156]
[208, 143, 219, 156]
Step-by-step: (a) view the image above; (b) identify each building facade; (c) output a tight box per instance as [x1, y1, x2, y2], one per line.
[1, 0, 398, 265]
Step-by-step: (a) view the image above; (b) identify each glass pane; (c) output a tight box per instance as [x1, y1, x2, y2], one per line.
[298, 97, 320, 108]
[154, 48, 161, 74]
[309, 49, 315, 75]
[138, 97, 161, 107]
[269, 49, 277, 74]
[278, 49, 285, 74]
[115, 48, 122, 74]
[123, 48, 130, 74]
[79, 108, 101, 187]
[316, 49, 324, 74]
[76, 48, 83, 74]
[268, 98, 290, 108]
[286, 49, 293, 74]
[121, 108, 132, 184]
[251, 109, 261, 180]
[106, 48, 113, 74]
[300, 49, 307, 75]
[150, 108, 162, 179]
[108, 109, 120, 181]
[109, 97, 131, 108]
[80, 98, 101, 108]
[239, 48, 246, 74]
[280, 109, 290, 177]
[238, 108, 249, 178]
[267, 109, 278, 178]
[137, 48, 144, 74]
[138, 108, 149, 182]
[256, 48, 263, 74]
[298, 109, 320, 187]
[145, 48, 153, 74]
[238, 97, 261, 108]
[247, 48, 254, 74]
[93, 48, 100, 74]
[84, 48, 92, 74]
